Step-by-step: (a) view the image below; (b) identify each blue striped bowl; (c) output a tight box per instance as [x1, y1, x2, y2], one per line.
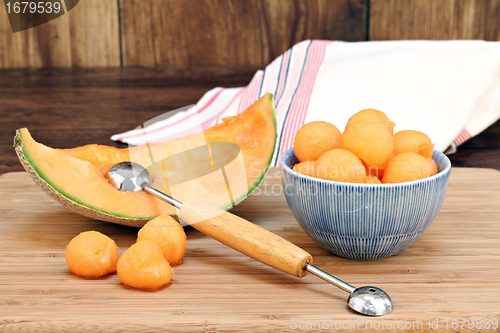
[281, 149, 451, 259]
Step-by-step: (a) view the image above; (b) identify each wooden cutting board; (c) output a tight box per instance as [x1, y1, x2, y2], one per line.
[1, 168, 499, 332]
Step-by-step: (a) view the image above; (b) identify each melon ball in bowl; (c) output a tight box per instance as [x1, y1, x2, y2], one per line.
[280, 148, 451, 259]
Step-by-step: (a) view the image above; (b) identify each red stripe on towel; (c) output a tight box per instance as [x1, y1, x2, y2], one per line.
[278, 41, 332, 162]
[237, 71, 263, 114]
[151, 89, 245, 143]
[116, 88, 224, 142]
[455, 129, 471, 145]
[212, 89, 245, 127]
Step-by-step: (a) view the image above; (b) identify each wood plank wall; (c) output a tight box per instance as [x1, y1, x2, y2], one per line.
[0, 0, 120, 67]
[120, 0, 366, 66]
[0, 0, 499, 68]
[370, 0, 500, 40]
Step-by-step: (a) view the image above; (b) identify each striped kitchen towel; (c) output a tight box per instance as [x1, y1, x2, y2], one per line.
[112, 40, 500, 166]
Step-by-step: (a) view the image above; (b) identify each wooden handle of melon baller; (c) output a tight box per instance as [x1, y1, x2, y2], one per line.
[179, 200, 312, 277]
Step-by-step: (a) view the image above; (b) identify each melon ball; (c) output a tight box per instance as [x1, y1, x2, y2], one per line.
[293, 160, 315, 177]
[65, 231, 118, 278]
[429, 158, 438, 175]
[345, 109, 396, 133]
[117, 240, 173, 290]
[393, 130, 434, 159]
[362, 175, 382, 184]
[137, 215, 186, 266]
[293, 121, 341, 162]
[382, 152, 439, 183]
[340, 121, 394, 168]
[314, 149, 366, 183]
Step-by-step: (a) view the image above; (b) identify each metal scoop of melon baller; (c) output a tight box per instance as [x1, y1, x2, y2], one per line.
[107, 161, 393, 316]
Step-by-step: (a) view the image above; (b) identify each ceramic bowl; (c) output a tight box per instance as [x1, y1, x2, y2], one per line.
[281, 149, 451, 259]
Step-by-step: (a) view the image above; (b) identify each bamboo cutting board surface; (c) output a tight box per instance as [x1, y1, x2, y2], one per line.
[0, 168, 499, 332]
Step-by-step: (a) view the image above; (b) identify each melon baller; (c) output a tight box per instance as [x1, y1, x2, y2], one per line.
[107, 158, 393, 317]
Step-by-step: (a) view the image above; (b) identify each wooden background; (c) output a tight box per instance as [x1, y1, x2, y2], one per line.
[1, 0, 500, 174]
[1, 0, 500, 68]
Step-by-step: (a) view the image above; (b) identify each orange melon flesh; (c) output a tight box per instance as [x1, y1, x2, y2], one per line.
[14, 94, 277, 226]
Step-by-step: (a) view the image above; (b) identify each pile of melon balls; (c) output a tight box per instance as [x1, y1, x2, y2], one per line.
[65, 215, 186, 290]
[292, 109, 438, 184]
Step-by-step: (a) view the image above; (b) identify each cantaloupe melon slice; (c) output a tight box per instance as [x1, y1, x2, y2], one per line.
[14, 94, 277, 227]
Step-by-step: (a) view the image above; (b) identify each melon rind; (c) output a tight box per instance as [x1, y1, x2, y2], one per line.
[14, 94, 277, 227]
[14, 131, 152, 227]
[232, 93, 277, 206]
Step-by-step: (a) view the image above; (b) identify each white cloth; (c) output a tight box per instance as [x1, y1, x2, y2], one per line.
[112, 40, 500, 166]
